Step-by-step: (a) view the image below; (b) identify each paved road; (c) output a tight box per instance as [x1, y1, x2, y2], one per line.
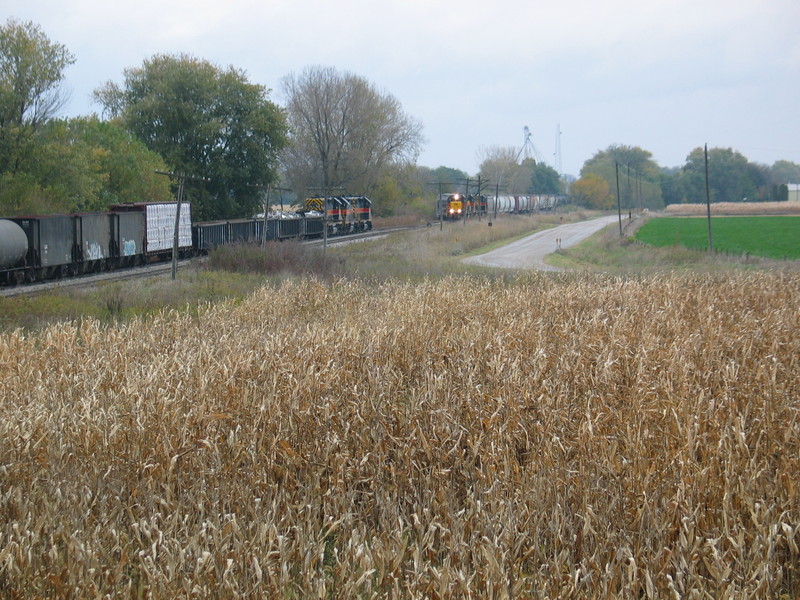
[463, 215, 621, 271]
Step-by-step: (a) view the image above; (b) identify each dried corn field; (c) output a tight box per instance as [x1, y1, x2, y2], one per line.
[1, 272, 799, 598]
[663, 201, 800, 216]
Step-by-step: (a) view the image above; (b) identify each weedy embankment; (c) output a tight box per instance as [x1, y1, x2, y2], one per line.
[0, 272, 798, 597]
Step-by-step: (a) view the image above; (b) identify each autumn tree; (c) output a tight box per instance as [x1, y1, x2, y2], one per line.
[478, 146, 518, 191]
[95, 54, 288, 220]
[570, 173, 612, 209]
[281, 66, 424, 200]
[478, 148, 562, 195]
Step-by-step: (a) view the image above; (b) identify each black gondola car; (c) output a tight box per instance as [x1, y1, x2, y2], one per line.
[9, 214, 76, 279]
[110, 210, 146, 267]
[75, 212, 112, 273]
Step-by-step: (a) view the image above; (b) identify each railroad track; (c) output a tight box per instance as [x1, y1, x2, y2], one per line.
[0, 260, 187, 298]
[0, 226, 413, 298]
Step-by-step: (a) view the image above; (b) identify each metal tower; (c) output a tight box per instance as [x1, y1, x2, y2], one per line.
[554, 123, 563, 175]
[516, 126, 544, 164]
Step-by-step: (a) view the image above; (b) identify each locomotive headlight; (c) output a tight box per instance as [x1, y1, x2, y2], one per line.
[449, 208, 455, 214]
[457, 208, 462, 214]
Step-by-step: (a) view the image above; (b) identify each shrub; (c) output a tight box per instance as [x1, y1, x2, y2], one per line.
[205, 240, 344, 280]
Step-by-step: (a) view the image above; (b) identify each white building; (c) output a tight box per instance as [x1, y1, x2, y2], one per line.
[788, 183, 800, 202]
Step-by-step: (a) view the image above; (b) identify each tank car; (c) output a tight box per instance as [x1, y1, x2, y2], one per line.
[6, 213, 79, 281]
[0, 219, 30, 285]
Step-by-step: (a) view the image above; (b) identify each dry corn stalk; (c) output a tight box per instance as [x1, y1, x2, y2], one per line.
[0, 272, 798, 598]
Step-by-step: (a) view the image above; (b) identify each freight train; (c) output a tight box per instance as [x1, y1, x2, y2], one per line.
[436, 193, 562, 220]
[436, 193, 483, 220]
[0, 196, 372, 286]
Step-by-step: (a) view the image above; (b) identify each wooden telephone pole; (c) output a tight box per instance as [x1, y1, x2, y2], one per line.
[155, 170, 208, 280]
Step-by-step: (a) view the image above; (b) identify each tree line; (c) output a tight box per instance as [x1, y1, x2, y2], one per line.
[2, 18, 798, 221]
[570, 145, 800, 211]
[0, 19, 423, 221]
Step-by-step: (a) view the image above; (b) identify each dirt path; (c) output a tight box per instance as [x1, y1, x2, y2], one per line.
[463, 215, 621, 271]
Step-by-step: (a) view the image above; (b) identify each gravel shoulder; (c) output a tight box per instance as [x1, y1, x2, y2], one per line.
[463, 215, 620, 271]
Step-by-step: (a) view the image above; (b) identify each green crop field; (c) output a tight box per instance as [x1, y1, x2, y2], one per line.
[635, 216, 800, 259]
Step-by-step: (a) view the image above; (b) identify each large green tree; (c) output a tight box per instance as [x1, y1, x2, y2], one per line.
[0, 18, 74, 175]
[681, 147, 766, 203]
[766, 160, 800, 201]
[94, 54, 288, 221]
[659, 167, 685, 206]
[430, 165, 469, 191]
[529, 161, 562, 194]
[281, 66, 424, 201]
[58, 117, 173, 207]
[0, 117, 172, 215]
[581, 145, 663, 210]
[769, 160, 800, 186]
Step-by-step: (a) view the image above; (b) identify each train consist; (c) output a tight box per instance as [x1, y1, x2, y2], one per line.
[302, 196, 373, 233]
[436, 193, 562, 220]
[0, 196, 372, 286]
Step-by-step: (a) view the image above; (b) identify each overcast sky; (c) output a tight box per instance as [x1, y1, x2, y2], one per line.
[5, 0, 799, 177]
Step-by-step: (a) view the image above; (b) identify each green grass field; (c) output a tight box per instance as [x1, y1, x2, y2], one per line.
[635, 216, 800, 259]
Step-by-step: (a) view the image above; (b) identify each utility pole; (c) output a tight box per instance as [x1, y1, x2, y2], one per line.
[426, 181, 447, 230]
[704, 144, 713, 251]
[308, 186, 344, 252]
[637, 168, 642, 213]
[438, 181, 443, 231]
[615, 162, 623, 237]
[155, 170, 208, 280]
[248, 183, 291, 245]
[494, 183, 500, 220]
[474, 175, 490, 222]
[463, 179, 471, 225]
